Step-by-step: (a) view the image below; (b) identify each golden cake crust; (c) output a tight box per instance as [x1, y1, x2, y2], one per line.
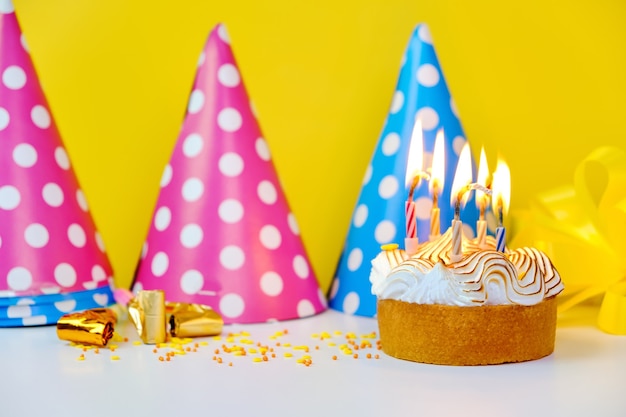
[377, 296, 557, 365]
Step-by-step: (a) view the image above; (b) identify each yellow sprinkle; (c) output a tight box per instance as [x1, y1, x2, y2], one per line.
[301, 355, 311, 360]
[248, 348, 258, 354]
[239, 338, 254, 345]
[252, 357, 263, 363]
[282, 343, 292, 348]
[283, 352, 293, 358]
[311, 333, 319, 338]
[269, 335, 277, 340]
[333, 331, 342, 336]
[241, 331, 251, 336]
[212, 336, 222, 341]
[132, 341, 142, 346]
[174, 351, 186, 356]
[328, 342, 337, 347]
[108, 344, 118, 350]
[296, 358, 305, 364]
[345, 332, 357, 339]
[111, 332, 125, 342]
[320, 332, 332, 339]
[293, 345, 309, 351]
[259, 347, 268, 354]
[77, 356, 85, 361]
[111, 356, 120, 361]
[342, 349, 353, 355]
[226, 337, 235, 343]
[233, 351, 246, 356]
[200, 341, 209, 346]
[381, 243, 399, 251]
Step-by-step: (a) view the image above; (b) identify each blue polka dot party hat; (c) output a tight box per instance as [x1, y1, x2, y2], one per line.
[328, 23, 480, 317]
[0, 1, 114, 326]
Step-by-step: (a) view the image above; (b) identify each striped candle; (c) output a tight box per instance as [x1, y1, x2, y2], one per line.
[495, 226, 506, 252]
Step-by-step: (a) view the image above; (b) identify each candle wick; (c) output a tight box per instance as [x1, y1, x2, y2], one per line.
[498, 201, 504, 227]
[407, 171, 431, 201]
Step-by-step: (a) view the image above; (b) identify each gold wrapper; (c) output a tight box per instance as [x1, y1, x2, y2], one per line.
[56, 309, 115, 347]
[166, 303, 223, 338]
[128, 290, 166, 344]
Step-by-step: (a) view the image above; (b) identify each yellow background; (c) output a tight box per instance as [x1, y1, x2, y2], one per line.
[12, 0, 626, 291]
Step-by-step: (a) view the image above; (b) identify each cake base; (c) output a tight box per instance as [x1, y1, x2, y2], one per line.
[377, 297, 557, 366]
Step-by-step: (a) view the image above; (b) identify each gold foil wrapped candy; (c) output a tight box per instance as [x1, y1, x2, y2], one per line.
[128, 290, 166, 344]
[167, 303, 223, 338]
[56, 308, 116, 347]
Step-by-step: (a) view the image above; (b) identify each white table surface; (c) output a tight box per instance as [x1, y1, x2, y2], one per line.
[0, 306, 625, 417]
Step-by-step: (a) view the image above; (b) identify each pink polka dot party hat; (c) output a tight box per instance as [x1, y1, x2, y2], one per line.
[0, 1, 114, 326]
[132, 23, 326, 324]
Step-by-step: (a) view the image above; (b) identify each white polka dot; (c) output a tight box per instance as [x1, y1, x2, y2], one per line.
[95, 232, 106, 252]
[382, 132, 401, 156]
[259, 225, 281, 250]
[217, 63, 240, 87]
[220, 245, 245, 270]
[362, 165, 372, 185]
[0, 107, 9, 130]
[0, 185, 20, 210]
[183, 133, 203, 158]
[31, 105, 51, 129]
[260, 271, 283, 297]
[219, 152, 244, 177]
[7, 267, 32, 291]
[217, 24, 230, 43]
[390, 91, 404, 114]
[67, 224, 86, 247]
[41, 286, 60, 294]
[450, 97, 459, 118]
[54, 300, 76, 313]
[140, 242, 148, 259]
[375, 220, 396, 244]
[343, 292, 360, 315]
[287, 213, 299, 235]
[418, 25, 432, 44]
[415, 196, 432, 220]
[7, 305, 31, 318]
[20, 34, 29, 52]
[133, 282, 144, 292]
[76, 189, 88, 211]
[180, 223, 203, 248]
[416, 64, 440, 87]
[42, 183, 64, 207]
[297, 299, 315, 318]
[187, 90, 205, 114]
[180, 270, 204, 294]
[0, 0, 14, 14]
[255, 137, 271, 161]
[347, 248, 363, 271]
[217, 108, 242, 132]
[258, 180, 277, 204]
[452, 136, 466, 156]
[161, 164, 173, 187]
[12, 143, 37, 167]
[220, 293, 244, 318]
[2, 65, 26, 89]
[54, 263, 77, 287]
[93, 293, 108, 306]
[353, 204, 368, 227]
[154, 206, 171, 231]
[416, 107, 439, 131]
[293, 255, 309, 278]
[151, 252, 169, 276]
[318, 287, 327, 308]
[55, 147, 70, 170]
[92, 265, 107, 282]
[24, 223, 49, 248]
[22, 316, 47, 326]
[182, 178, 204, 202]
[329, 277, 339, 300]
[218, 199, 244, 224]
[197, 51, 205, 67]
[378, 175, 399, 199]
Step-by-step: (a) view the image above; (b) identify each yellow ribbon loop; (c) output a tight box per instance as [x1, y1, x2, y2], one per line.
[511, 146, 626, 334]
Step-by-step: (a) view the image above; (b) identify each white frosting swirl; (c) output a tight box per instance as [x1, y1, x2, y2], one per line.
[369, 228, 564, 306]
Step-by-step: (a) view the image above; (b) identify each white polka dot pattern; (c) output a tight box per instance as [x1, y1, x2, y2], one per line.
[0, 9, 113, 300]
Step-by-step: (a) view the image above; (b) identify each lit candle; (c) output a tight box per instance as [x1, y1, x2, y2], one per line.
[404, 119, 427, 255]
[491, 159, 511, 253]
[449, 143, 473, 263]
[475, 147, 491, 248]
[428, 129, 445, 241]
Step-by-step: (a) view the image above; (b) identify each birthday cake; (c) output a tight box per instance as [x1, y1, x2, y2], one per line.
[370, 228, 564, 365]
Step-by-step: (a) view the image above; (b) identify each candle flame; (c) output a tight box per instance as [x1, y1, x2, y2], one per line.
[405, 119, 424, 189]
[475, 147, 490, 210]
[429, 129, 445, 196]
[491, 159, 511, 218]
[450, 143, 473, 209]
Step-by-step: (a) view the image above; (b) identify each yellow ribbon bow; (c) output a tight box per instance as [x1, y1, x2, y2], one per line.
[511, 146, 626, 334]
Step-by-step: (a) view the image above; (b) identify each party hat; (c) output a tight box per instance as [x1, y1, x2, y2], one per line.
[329, 24, 480, 316]
[133, 23, 326, 324]
[0, 2, 114, 325]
